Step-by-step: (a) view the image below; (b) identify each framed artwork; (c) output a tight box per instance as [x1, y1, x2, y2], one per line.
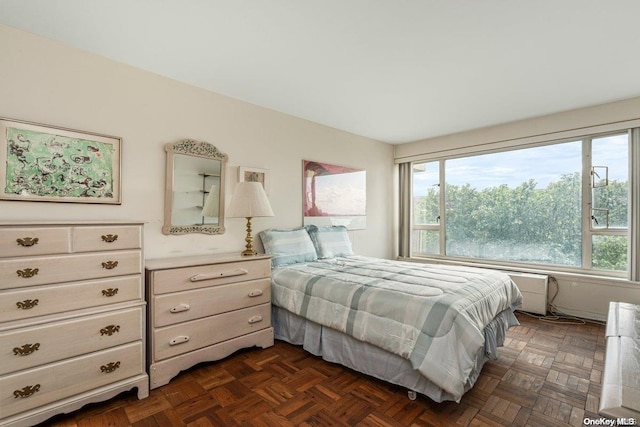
[303, 160, 366, 230]
[238, 166, 269, 192]
[0, 118, 121, 204]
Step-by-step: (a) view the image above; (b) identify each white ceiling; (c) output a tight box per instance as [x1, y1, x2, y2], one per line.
[1, 1, 639, 144]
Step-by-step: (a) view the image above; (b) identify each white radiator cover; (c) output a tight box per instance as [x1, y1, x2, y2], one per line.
[507, 272, 549, 315]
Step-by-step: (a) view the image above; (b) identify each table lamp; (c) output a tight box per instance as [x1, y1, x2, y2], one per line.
[226, 181, 274, 256]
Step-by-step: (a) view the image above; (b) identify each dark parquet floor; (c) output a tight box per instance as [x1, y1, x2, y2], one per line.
[39, 312, 606, 426]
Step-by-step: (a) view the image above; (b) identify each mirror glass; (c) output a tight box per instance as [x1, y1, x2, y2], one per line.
[163, 140, 227, 235]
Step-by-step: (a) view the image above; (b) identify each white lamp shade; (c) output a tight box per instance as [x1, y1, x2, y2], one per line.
[201, 184, 219, 217]
[227, 182, 274, 218]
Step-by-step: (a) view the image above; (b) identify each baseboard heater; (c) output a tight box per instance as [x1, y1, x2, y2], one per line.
[505, 271, 549, 315]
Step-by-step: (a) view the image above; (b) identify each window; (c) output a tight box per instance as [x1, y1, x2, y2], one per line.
[589, 134, 629, 271]
[409, 131, 631, 276]
[412, 161, 440, 255]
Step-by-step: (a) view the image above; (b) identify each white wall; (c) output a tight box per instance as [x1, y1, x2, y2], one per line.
[395, 97, 640, 321]
[395, 96, 640, 161]
[0, 24, 395, 260]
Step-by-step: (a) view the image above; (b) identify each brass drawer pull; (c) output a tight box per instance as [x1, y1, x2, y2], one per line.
[100, 361, 121, 373]
[14, 384, 40, 398]
[13, 343, 40, 356]
[102, 288, 119, 297]
[101, 261, 119, 270]
[16, 299, 39, 310]
[17, 237, 39, 247]
[101, 234, 119, 243]
[17, 268, 39, 278]
[100, 325, 120, 336]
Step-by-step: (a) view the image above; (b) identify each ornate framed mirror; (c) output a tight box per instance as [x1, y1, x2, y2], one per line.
[162, 139, 227, 235]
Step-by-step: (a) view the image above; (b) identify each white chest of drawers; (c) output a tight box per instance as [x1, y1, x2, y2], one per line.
[145, 253, 274, 389]
[0, 222, 149, 427]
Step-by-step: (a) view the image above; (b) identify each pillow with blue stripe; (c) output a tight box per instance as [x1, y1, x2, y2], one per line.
[306, 225, 354, 259]
[259, 227, 318, 267]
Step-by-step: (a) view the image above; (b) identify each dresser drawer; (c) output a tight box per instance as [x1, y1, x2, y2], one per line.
[153, 303, 271, 361]
[0, 227, 71, 257]
[0, 341, 144, 419]
[0, 250, 142, 290]
[73, 225, 142, 252]
[151, 258, 271, 294]
[0, 307, 143, 375]
[0, 275, 142, 323]
[153, 278, 271, 327]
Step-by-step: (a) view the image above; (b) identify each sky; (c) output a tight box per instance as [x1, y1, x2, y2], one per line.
[306, 171, 366, 216]
[413, 135, 629, 196]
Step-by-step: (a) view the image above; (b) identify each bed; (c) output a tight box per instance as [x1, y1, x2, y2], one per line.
[259, 226, 523, 403]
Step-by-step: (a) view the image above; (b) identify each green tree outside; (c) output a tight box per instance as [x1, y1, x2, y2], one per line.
[413, 172, 628, 271]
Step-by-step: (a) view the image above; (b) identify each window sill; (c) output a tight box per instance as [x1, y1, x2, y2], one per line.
[400, 255, 638, 287]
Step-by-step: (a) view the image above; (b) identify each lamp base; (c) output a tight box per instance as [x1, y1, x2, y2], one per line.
[241, 217, 257, 256]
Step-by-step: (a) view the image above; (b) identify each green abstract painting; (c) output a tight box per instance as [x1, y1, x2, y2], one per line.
[5, 127, 116, 200]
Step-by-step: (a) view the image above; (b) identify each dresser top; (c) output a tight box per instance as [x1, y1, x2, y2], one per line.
[0, 220, 145, 226]
[145, 253, 270, 271]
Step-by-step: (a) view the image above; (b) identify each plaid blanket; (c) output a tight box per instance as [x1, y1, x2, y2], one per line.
[271, 256, 522, 400]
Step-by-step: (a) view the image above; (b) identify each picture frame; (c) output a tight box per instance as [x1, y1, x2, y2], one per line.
[0, 118, 121, 204]
[303, 160, 366, 230]
[238, 166, 269, 192]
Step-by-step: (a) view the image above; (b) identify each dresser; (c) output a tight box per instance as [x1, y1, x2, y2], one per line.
[145, 253, 273, 389]
[600, 301, 640, 419]
[0, 221, 149, 427]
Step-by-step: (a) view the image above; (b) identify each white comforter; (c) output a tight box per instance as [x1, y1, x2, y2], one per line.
[271, 256, 522, 400]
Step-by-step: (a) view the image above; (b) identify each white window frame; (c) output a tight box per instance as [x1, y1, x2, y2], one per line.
[410, 160, 444, 254]
[405, 127, 638, 281]
[581, 134, 630, 271]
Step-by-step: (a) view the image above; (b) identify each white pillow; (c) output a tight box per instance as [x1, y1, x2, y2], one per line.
[259, 228, 318, 267]
[306, 225, 354, 259]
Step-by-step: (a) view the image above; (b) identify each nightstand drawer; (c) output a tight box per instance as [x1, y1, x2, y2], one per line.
[0, 342, 144, 419]
[0, 275, 142, 323]
[153, 278, 271, 327]
[1, 307, 144, 375]
[0, 250, 142, 290]
[151, 258, 270, 294]
[0, 227, 71, 257]
[73, 225, 142, 252]
[153, 303, 271, 361]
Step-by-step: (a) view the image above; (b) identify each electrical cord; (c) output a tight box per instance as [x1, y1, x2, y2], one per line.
[516, 275, 606, 326]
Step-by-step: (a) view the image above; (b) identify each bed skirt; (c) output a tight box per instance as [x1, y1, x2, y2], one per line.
[272, 305, 519, 403]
